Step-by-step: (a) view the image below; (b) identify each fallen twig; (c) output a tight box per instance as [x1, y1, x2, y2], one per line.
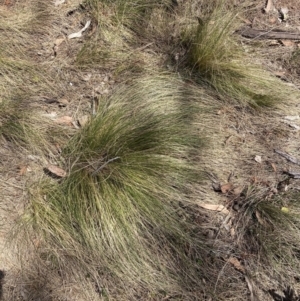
[283, 170, 300, 179]
[274, 149, 300, 165]
[92, 157, 120, 176]
[238, 27, 300, 40]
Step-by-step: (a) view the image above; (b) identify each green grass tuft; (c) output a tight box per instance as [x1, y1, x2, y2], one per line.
[234, 186, 300, 279]
[24, 75, 206, 298]
[181, 1, 286, 107]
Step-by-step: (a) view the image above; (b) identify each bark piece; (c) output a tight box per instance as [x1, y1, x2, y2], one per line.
[239, 27, 300, 40]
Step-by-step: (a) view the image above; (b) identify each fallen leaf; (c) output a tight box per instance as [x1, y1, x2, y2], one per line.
[254, 155, 262, 163]
[280, 7, 289, 21]
[54, 0, 65, 6]
[68, 20, 91, 39]
[54, 116, 73, 125]
[264, 0, 273, 13]
[269, 16, 277, 24]
[227, 257, 245, 274]
[232, 186, 243, 196]
[198, 203, 230, 215]
[270, 162, 277, 172]
[274, 71, 286, 78]
[82, 73, 92, 81]
[281, 207, 289, 213]
[255, 210, 265, 226]
[45, 164, 67, 178]
[54, 38, 64, 46]
[221, 183, 233, 194]
[19, 165, 28, 176]
[281, 40, 295, 47]
[58, 98, 69, 107]
[251, 176, 258, 184]
[78, 115, 89, 127]
[42, 112, 57, 119]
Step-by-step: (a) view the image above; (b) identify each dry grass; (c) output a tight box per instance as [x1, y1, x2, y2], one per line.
[227, 186, 300, 292]
[1, 0, 300, 300]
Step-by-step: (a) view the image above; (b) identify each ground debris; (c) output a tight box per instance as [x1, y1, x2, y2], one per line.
[274, 149, 300, 165]
[269, 286, 300, 301]
[198, 203, 229, 215]
[44, 164, 67, 178]
[238, 27, 300, 40]
[68, 20, 91, 39]
[264, 0, 274, 13]
[227, 256, 245, 274]
[283, 170, 300, 179]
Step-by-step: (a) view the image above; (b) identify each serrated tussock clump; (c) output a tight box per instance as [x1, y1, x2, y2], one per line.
[25, 76, 207, 299]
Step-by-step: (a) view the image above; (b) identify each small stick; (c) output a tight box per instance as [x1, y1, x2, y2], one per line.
[274, 149, 300, 165]
[92, 157, 120, 176]
[238, 27, 300, 40]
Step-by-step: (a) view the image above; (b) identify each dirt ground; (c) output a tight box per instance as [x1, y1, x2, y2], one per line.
[1, 0, 300, 300]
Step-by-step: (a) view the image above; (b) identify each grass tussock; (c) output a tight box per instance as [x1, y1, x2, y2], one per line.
[22, 76, 206, 299]
[234, 186, 300, 279]
[0, 98, 70, 158]
[77, 0, 291, 108]
[181, 1, 287, 107]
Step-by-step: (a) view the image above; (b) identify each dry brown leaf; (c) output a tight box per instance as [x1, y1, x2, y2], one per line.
[19, 165, 28, 176]
[274, 71, 286, 78]
[269, 16, 277, 24]
[233, 186, 243, 196]
[281, 40, 295, 47]
[46, 164, 67, 178]
[238, 16, 252, 25]
[264, 0, 273, 13]
[221, 183, 233, 194]
[255, 210, 265, 226]
[78, 115, 89, 127]
[58, 98, 69, 107]
[55, 116, 73, 125]
[227, 257, 245, 274]
[198, 203, 230, 214]
[54, 38, 64, 46]
[270, 162, 277, 172]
